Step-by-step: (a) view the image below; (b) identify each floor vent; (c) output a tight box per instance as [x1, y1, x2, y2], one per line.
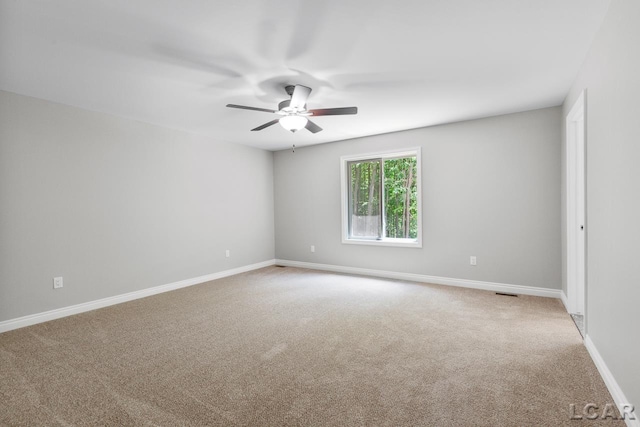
[275, 265, 286, 268]
[495, 292, 518, 297]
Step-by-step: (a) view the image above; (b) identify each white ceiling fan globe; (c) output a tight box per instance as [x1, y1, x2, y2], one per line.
[279, 115, 308, 132]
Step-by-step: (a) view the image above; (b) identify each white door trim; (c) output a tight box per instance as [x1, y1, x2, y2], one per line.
[566, 90, 586, 316]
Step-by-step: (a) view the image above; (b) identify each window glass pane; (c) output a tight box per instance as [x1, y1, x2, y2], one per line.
[341, 149, 420, 246]
[383, 157, 418, 239]
[348, 159, 381, 238]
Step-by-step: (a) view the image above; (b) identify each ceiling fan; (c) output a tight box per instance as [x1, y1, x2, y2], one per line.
[226, 85, 358, 133]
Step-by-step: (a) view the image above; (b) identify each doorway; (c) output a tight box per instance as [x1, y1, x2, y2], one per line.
[566, 90, 586, 322]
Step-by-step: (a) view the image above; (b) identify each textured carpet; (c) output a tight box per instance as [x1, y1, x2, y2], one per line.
[0, 266, 622, 426]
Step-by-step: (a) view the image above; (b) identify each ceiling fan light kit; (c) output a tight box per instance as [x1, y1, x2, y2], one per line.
[226, 84, 358, 134]
[279, 115, 308, 132]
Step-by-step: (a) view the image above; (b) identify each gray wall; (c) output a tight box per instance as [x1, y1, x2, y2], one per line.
[562, 0, 639, 407]
[274, 107, 561, 290]
[0, 90, 275, 322]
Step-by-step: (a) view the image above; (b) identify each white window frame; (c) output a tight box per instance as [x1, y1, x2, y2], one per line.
[340, 147, 422, 248]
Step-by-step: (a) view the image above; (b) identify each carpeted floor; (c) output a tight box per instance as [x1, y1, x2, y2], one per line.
[0, 266, 623, 426]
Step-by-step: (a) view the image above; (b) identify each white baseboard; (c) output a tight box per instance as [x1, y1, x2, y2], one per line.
[584, 335, 638, 426]
[275, 259, 561, 298]
[0, 259, 275, 334]
[560, 290, 569, 311]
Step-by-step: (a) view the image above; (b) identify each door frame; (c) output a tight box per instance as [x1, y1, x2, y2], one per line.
[566, 90, 586, 316]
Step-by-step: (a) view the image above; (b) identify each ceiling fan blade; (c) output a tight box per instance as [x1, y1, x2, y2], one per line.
[309, 107, 358, 116]
[227, 104, 277, 114]
[290, 85, 312, 110]
[251, 119, 280, 131]
[305, 120, 323, 134]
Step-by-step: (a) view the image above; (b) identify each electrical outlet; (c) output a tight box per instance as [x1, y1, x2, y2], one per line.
[225, 249, 230, 258]
[310, 245, 315, 253]
[53, 277, 63, 289]
[470, 256, 477, 266]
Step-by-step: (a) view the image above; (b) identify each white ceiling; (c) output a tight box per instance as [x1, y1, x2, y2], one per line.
[0, 0, 610, 151]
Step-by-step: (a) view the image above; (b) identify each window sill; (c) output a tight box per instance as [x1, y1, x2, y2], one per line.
[342, 238, 422, 248]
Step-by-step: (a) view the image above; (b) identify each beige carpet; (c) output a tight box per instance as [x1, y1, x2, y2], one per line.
[0, 266, 622, 426]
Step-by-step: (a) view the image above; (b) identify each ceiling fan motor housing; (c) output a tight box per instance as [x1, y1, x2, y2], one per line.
[281, 85, 307, 112]
[278, 99, 292, 111]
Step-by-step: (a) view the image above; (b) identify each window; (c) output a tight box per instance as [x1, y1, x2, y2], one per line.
[341, 148, 421, 247]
